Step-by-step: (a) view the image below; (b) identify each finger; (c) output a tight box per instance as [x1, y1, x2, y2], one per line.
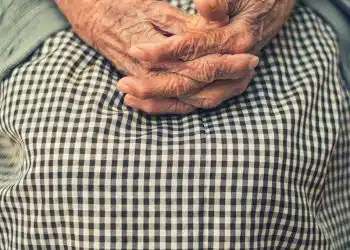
[96, 20, 169, 74]
[124, 95, 196, 115]
[179, 75, 252, 109]
[179, 74, 254, 109]
[117, 73, 201, 99]
[173, 54, 259, 83]
[146, 1, 225, 35]
[117, 54, 258, 99]
[125, 22, 167, 46]
[194, 0, 229, 23]
[129, 20, 253, 62]
[124, 75, 253, 114]
[100, 45, 149, 77]
[145, 1, 191, 35]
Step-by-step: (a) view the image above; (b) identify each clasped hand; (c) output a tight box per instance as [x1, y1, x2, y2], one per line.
[56, 0, 295, 114]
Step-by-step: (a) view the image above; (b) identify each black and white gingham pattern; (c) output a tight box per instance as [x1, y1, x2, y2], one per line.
[0, 2, 349, 249]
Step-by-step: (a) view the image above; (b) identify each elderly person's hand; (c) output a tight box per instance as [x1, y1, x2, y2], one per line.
[129, 0, 297, 61]
[121, 0, 296, 112]
[55, 0, 259, 114]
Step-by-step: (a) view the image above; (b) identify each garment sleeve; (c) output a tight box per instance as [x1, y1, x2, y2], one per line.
[0, 0, 69, 80]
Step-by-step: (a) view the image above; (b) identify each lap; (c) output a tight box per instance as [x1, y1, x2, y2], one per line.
[0, 4, 349, 249]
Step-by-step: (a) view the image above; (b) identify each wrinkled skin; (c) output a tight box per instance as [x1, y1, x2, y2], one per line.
[55, 0, 259, 114]
[126, 0, 296, 112]
[130, 0, 297, 61]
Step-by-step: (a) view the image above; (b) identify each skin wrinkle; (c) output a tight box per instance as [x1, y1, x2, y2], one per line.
[165, 63, 210, 87]
[56, 0, 255, 75]
[130, 0, 295, 62]
[228, 0, 295, 50]
[56, 0, 284, 114]
[180, 76, 252, 108]
[152, 73, 203, 97]
[165, 54, 255, 87]
[75, 1, 102, 46]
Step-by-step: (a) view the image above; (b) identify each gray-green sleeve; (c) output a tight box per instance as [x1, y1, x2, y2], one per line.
[0, 0, 69, 80]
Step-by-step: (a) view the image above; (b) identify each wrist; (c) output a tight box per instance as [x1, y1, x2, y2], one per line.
[235, 0, 296, 50]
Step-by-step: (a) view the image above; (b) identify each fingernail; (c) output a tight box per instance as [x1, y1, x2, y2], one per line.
[249, 56, 260, 69]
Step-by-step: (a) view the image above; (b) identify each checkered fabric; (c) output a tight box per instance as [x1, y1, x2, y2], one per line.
[0, 2, 349, 249]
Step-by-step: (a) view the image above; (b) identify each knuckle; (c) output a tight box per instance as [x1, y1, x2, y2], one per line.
[223, 22, 254, 53]
[199, 61, 216, 82]
[175, 33, 200, 60]
[210, 30, 224, 47]
[164, 76, 183, 96]
[209, 30, 228, 52]
[148, 73, 192, 98]
[173, 81, 189, 97]
[170, 76, 197, 97]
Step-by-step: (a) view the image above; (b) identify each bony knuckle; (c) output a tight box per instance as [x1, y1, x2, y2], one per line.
[200, 61, 216, 82]
[213, 31, 231, 52]
[224, 22, 254, 53]
[174, 82, 188, 97]
[211, 31, 224, 48]
[172, 77, 194, 97]
[176, 33, 199, 60]
[164, 77, 182, 97]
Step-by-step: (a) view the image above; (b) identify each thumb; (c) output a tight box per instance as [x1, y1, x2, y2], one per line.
[194, 0, 229, 23]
